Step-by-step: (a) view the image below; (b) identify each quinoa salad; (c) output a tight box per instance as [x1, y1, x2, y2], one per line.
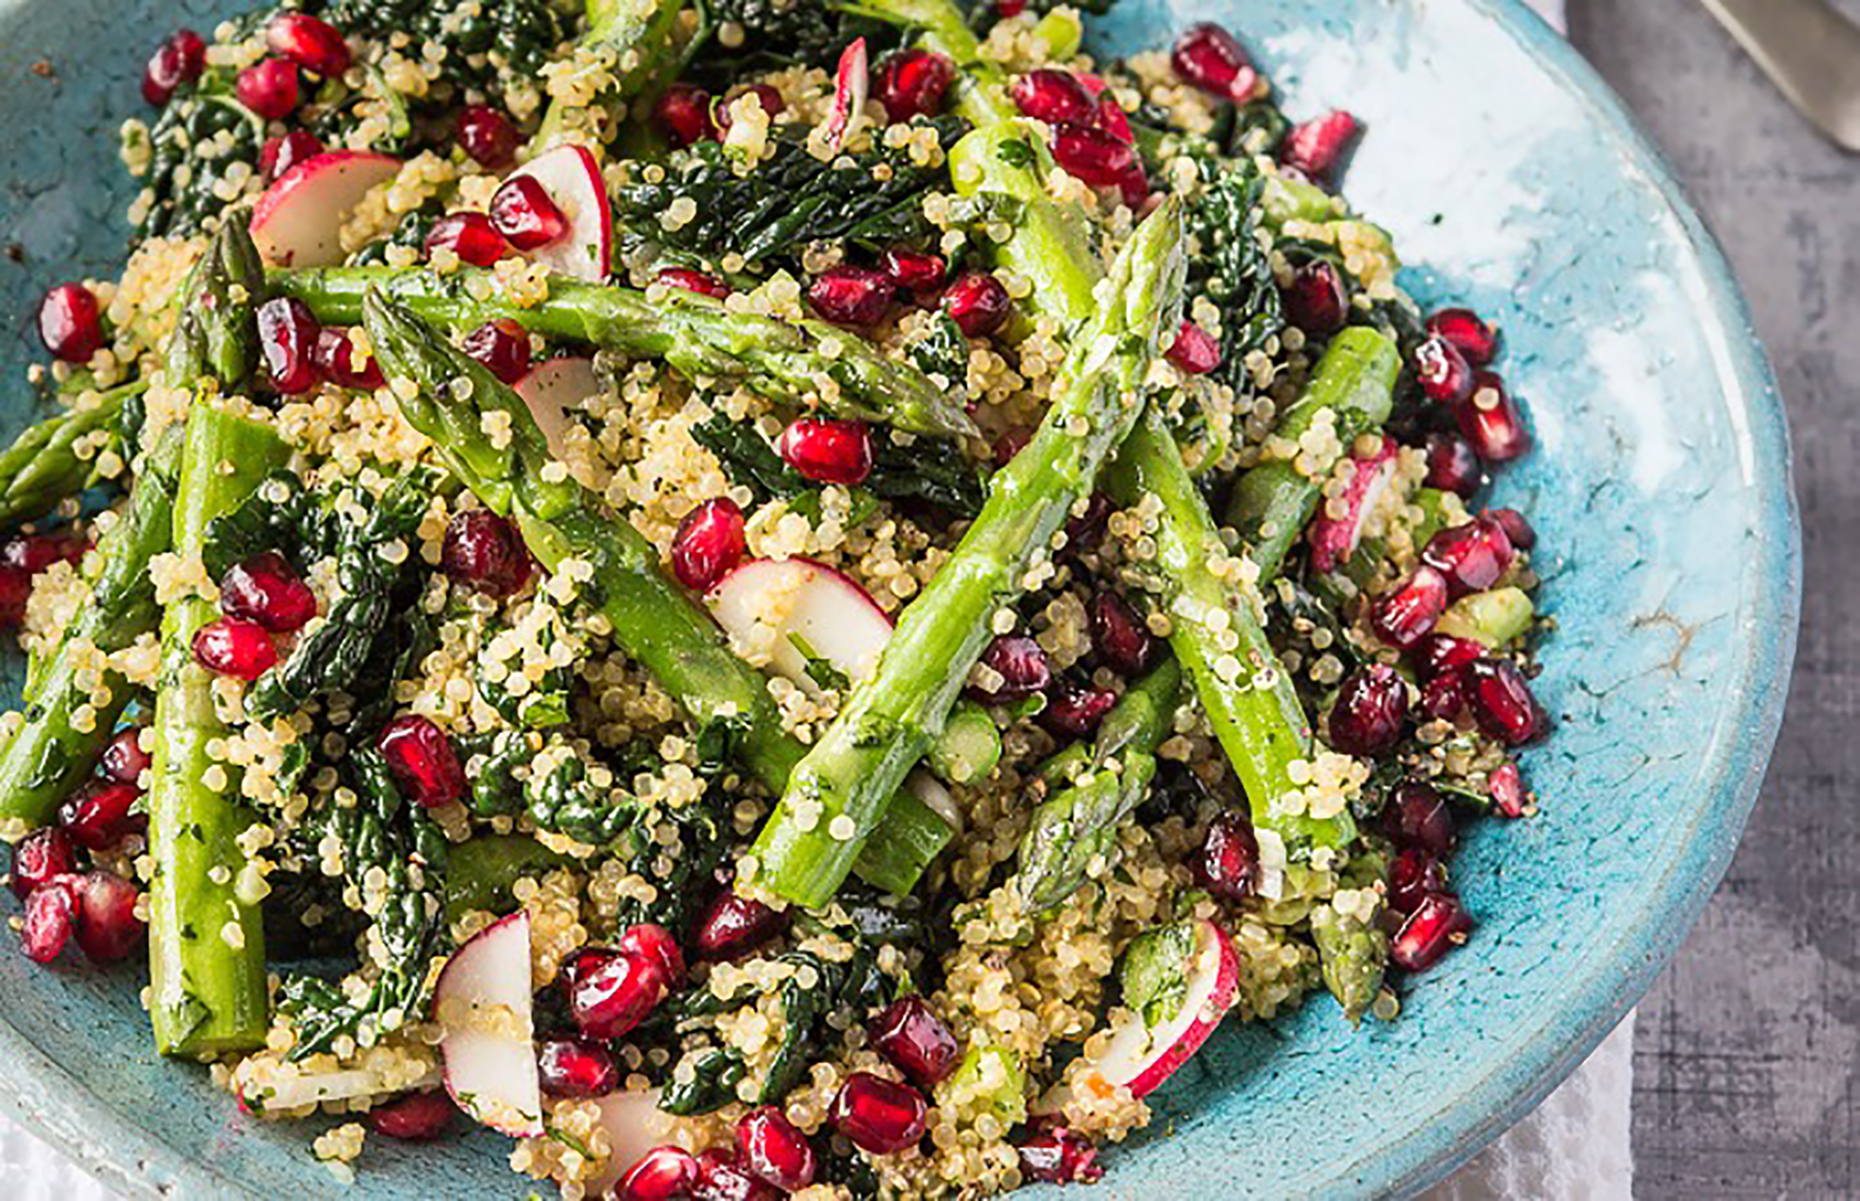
[1, 0, 1549, 1195]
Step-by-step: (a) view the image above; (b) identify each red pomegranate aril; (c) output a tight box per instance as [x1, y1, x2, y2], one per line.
[973, 634, 1051, 704]
[1419, 669, 1468, 722]
[1388, 847, 1449, 916]
[220, 551, 317, 632]
[1089, 592, 1152, 676]
[658, 267, 731, 299]
[56, 782, 142, 851]
[694, 1149, 780, 1201]
[71, 870, 144, 962]
[37, 284, 104, 364]
[1371, 566, 1449, 649]
[618, 1145, 702, 1200]
[877, 49, 956, 123]
[20, 879, 77, 963]
[654, 83, 717, 148]
[2, 533, 85, 576]
[490, 176, 568, 251]
[257, 296, 321, 394]
[997, 0, 1026, 16]
[142, 29, 206, 107]
[1465, 659, 1541, 746]
[1051, 122, 1136, 187]
[1414, 633, 1484, 680]
[1195, 809, 1259, 901]
[426, 211, 507, 268]
[1167, 319, 1221, 375]
[259, 129, 323, 183]
[441, 508, 533, 597]
[456, 104, 519, 168]
[870, 996, 959, 1087]
[1416, 336, 1473, 404]
[807, 266, 895, 327]
[1393, 777, 1461, 851]
[1117, 158, 1152, 211]
[1327, 664, 1410, 756]
[1391, 892, 1472, 972]
[268, 12, 350, 77]
[832, 1072, 928, 1155]
[378, 715, 465, 809]
[1427, 308, 1500, 366]
[1281, 109, 1361, 180]
[311, 326, 385, 390]
[463, 318, 532, 384]
[1064, 492, 1112, 555]
[1097, 91, 1134, 144]
[366, 1090, 456, 1140]
[1284, 260, 1348, 333]
[1421, 515, 1515, 599]
[1488, 761, 1528, 818]
[1454, 371, 1532, 462]
[192, 618, 278, 680]
[671, 498, 747, 593]
[1171, 22, 1257, 101]
[736, 1106, 817, 1191]
[617, 921, 686, 986]
[695, 890, 788, 960]
[880, 247, 946, 293]
[10, 828, 75, 900]
[1484, 507, 1536, 550]
[942, 272, 1011, 338]
[1018, 1127, 1106, 1184]
[1040, 686, 1117, 739]
[778, 417, 874, 486]
[568, 946, 667, 1039]
[237, 58, 301, 121]
[537, 1037, 619, 1098]
[1011, 68, 1096, 126]
[1423, 431, 1484, 497]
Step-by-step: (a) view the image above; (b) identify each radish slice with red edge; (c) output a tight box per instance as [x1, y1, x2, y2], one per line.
[707, 557, 890, 697]
[589, 1087, 666, 1192]
[514, 355, 600, 460]
[1078, 918, 1238, 1098]
[249, 150, 401, 268]
[823, 38, 869, 152]
[503, 144, 612, 282]
[435, 909, 543, 1136]
[1307, 437, 1400, 575]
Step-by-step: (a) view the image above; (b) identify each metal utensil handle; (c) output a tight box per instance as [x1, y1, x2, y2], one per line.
[1699, 0, 1860, 151]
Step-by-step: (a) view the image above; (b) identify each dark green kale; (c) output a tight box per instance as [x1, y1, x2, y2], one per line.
[691, 414, 986, 519]
[685, 0, 886, 82]
[324, 0, 565, 97]
[345, 196, 449, 267]
[129, 86, 266, 244]
[1181, 154, 1283, 389]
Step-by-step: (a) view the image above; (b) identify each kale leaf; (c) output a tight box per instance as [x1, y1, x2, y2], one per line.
[324, 0, 565, 98]
[691, 415, 986, 518]
[1181, 154, 1283, 389]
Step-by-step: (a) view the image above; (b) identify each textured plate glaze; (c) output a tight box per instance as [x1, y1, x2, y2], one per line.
[0, 0, 1799, 1197]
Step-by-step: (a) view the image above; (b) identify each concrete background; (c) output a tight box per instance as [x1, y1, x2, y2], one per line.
[1567, 1, 1860, 1195]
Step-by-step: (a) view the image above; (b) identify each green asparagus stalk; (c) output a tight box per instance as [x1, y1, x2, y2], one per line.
[0, 382, 145, 529]
[748, 200, 1187, 908]
[147, 404, 291, 1056]
[273, 266, 976, 440]
[1311, 845, 1391, 1022]
[360, 292, 952, 895]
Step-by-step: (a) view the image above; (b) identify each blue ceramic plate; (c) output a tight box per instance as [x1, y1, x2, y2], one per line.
[0, 0, 1799, 1197]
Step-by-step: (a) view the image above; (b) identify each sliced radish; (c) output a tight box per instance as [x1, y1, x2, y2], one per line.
[504, 144, 612, 282]
[708, 557, 890, 698]
[514, 355, 600, 459]
[589, 1087, 668, 1193]
[435, 909, 543, 1137]
[249, 150, 401, 268]
[1307, 437, 1400, 575]
[823, 38, 869, 152]
[235, 1059, 441, 1115]
[1077, 918, 1238, 1098]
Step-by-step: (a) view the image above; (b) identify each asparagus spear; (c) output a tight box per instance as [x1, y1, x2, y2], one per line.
[748, 200, 1187, 908]
[272, 266, 976, 440]
[360, 291, 952, 895]
[0, 381, 146, 530]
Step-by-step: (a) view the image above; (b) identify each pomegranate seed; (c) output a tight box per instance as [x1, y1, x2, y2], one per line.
[617, 1146, 702, 1200]
[694, 1149, 780, 1201]
[1284, 260, 1348, 333]
[1194, 810, 1259, 901]
[1010, 68, 1096, 125]
[463, 318, 531, 384]
[880, 247, 946, 293]
[20, 878, 78, 963]
[942, 272, 1011, 338]
[972, 634, 1052, 704]
[1327, 664, 1409, 755]
[1167, 319, 1221, 375]
[441, 509, 533, 597]
[311, 326, 385, 390]
[1171, 23, 1257, 100]
[425, 212, 507, 268]
[1096, 92, 1134, 144]
[1385, 781, 1456, 856]
[869, 996, 959, 1087]
[806, 266, 895, 327]
[671, 498, 747, 592]
[777, 417, 874, 486]
[1371, 566, 1449, 649]
[1040, 686, 1117, 739]
[70, 870, 144, 962]
[1116, 159, 1151, 210]
[1465, 659, 1541, 746]
[490, 176, 567, 251]
[1018, 1128, 1105, 1184]
[267, 12, 350, 77]
[832, 1072, 928, 1154]
[1064, 493, 1112, 555]
[993, 427, 1032, 468]
[56, 782, 142, 851]
[568, 947, 667, 1039]
[1281, 110, 1361, 180]
[1051, 122, 1135, 187]
[877, 49, 955, 123]
[378, 715, 465, 808]
[1422, 515, 1515, 599]
[257, 297, 321, 394]
[1454, 371, 1532, 462]
[0, 534, 85, 626]
[259, 130, 323, 183]
[192, 618, 278, 680]
[694, 890, 788, 960]
[366, 1090, 456, 1140]
[456, 105, 519, 168]
[1484, 507, 1536, 550]
[1419, 670, 1468, 722]
[10, 829, 75, 900]
[1423, 431, 1484, 497]
[717, 84, 784, 131]
[1427, 308, 1500, 366]
[1414, 634, 1484, 680]
[237, 58, 301, 121]
[1089, 592, 1153, 676]
[1488, 761, 1528, 817]
[653, 83, 717, 148]
[1391, 892, 1472, 972]
[1416, 336, 1473, 404]
[617, 921, 686, 985]
[1388, 847, 1449, 916]
[142, 29, 206, 107]
[537, 1036, 619, 1097]
[220, 551, 317, 632]
[997, 0, 1026, 16]
[736, 1106, 817, 1191]
[657, 267, 731, 299]
[37, 284, 104, 364]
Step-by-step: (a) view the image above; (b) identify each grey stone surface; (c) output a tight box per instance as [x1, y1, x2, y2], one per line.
[1569, 0, 1860, 1195]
